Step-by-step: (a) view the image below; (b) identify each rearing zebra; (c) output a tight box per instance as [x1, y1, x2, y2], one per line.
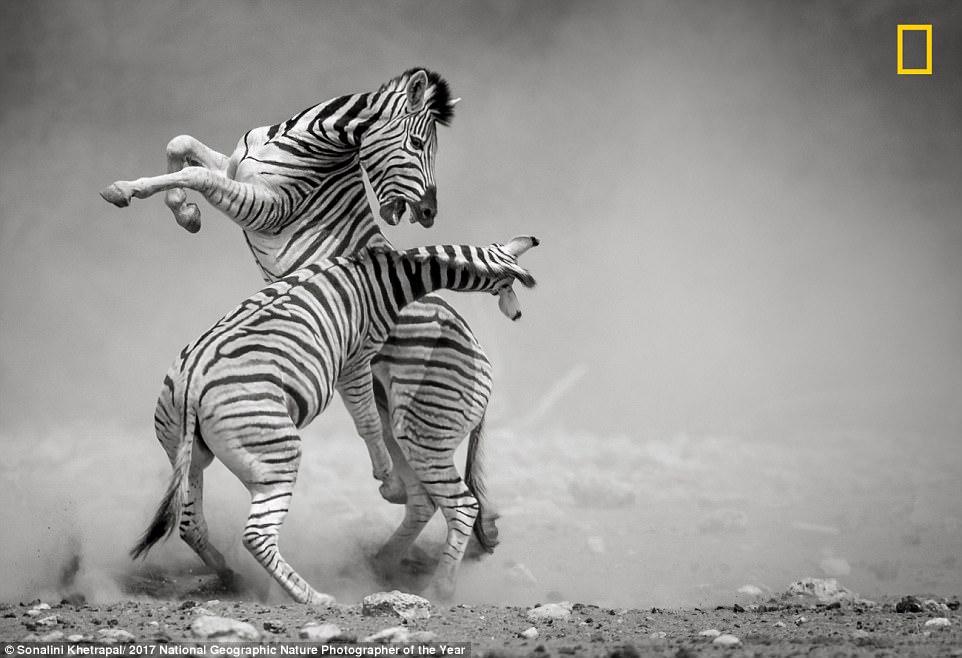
[101, 70, 504, 576]
[133, 237, 539, 605]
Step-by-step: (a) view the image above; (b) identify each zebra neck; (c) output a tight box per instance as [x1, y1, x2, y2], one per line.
[288, 90, 405, 151]
[245, 165, 391, 282]
[391, 246, 505, 302]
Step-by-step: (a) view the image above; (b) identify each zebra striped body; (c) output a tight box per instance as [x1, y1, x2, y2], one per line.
[135, 238, 538, 605]
[102, 70, 504, 586]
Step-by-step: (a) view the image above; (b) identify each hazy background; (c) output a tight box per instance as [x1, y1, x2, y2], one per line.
[1, 1, 960, 607]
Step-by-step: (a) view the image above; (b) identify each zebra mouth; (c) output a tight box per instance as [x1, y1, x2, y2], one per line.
[379, 198, 409, 226]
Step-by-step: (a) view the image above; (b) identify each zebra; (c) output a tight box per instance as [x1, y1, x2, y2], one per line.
[100, 70, 504, 575]
[132, 237, 539, 605]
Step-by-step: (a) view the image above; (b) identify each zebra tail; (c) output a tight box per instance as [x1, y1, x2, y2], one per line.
[464, 415, 499, 554]
[130, 405, 196, 560]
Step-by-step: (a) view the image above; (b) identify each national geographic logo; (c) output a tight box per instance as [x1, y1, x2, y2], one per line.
[897, 24, 932, 75]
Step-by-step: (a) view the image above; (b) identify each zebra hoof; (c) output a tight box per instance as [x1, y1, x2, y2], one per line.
[378, 477, 408, 505]
[100, 182, 132, 207]
[176, 204, 202, 233]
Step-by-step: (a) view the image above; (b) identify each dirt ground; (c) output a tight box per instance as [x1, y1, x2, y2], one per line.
[3, 588, 959, 658]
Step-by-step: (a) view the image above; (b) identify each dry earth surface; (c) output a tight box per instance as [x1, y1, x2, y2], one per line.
[3, 586, 959, 658]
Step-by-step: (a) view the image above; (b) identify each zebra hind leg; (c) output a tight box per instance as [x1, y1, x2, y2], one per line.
[162, 135, 230, 233]
[372, 433, 439, 586]
[178, 461, 238, 591]
[100, 167, 285, 234]
[242, 480, 334, 606]
[401, 443, 479, 603]
[201, 414, 334, 606]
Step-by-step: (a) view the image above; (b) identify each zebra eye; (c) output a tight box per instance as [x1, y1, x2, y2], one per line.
[410, 136, 425, 151]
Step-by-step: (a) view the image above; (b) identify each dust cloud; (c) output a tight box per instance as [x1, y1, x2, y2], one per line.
[1, 2, 960, 607]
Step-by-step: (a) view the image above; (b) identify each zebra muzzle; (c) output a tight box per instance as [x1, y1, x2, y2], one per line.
[379, 198, 407, 226]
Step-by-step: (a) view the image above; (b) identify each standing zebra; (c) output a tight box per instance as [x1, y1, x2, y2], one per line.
[133, 237, 539, 605]
[101, 70, 504, 574]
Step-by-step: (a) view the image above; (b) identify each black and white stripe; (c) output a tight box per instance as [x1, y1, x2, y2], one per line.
[132, 238, 538, 605]
[103, 69, 509, 597]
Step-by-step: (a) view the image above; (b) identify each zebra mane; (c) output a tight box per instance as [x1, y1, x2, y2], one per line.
[379, 67, 456, 126]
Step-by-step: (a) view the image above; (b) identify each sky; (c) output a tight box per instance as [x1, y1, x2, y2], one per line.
[1, 1, 960, 606]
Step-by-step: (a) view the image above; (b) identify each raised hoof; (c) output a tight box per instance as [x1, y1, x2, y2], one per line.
[175, 204, 202, 233]
[378, 476, 408, 505]
[100, 182, 132, 207]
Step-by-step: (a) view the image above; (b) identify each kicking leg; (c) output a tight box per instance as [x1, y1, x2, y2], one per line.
[163, 135, 231, 233]
[100, 166, 287, 232]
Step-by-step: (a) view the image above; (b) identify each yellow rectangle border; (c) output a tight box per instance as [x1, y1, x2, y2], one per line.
[897, 24, 932, 75]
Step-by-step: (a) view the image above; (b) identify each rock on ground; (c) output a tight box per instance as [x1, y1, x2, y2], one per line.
[527, 601, 573, 622]
[785, 577, 859, 604]
[190, 615, 260, 641]
[299, 622, 351, 643]
[362, 591, 432, 621]
[96, 628, 136, 644]
[364, 627, 438, 643]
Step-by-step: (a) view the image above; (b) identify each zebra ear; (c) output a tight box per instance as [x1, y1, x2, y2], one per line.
[497, 286, 523, 322]
[405, 70, 429, 113]
[502, 235, 540, 259]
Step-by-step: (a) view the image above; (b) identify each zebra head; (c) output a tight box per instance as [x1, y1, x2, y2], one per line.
[490, 236, 540, 321]
[361, 68, 458, 229]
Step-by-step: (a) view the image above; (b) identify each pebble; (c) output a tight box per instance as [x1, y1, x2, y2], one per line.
[96, 629, 136, 644]
[363, 627, 437, 643]
[299, 622, 346, 643]
[25, 615, 58, 630]
[649, 631, 667, 639]
[896, 596, 924, 613]
[924, 617, 951, 627]
[698, 629, 721, 637]
[527, 602, 573, 622]
[520, 627, 539, 640]
[712, 634, 741, 646]
[190, 615, 260, 641]
[773, 621, 787, 628]
[362, 591, 433, 621]
[263, 620, 285, 634]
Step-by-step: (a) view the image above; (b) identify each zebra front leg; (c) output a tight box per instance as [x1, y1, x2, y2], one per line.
[163, 135, 232, 234]
[337, 368, 406, 504]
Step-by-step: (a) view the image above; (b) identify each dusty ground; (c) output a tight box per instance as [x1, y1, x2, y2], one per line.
[3, 587, 959, 657]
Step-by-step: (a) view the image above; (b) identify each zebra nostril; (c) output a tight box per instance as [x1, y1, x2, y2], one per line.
[422, 206, 435, 219]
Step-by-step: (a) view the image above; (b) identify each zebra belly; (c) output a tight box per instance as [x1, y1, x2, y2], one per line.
[372, 295, 492, 444]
